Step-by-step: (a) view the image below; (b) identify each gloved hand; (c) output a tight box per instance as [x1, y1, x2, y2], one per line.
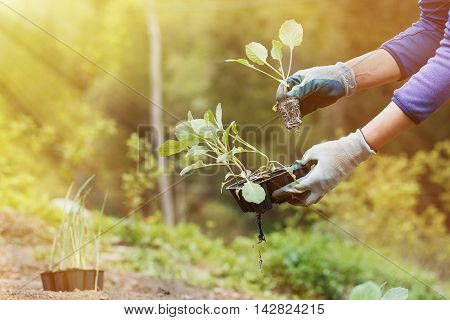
[276, 62, 357, 116]
[272, 130, 375, 206]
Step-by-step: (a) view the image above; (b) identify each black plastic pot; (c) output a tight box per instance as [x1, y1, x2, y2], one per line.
[226, 164, 310, 214]
[277, 97, 302, 130]
[41, 269, 104, 292]
[227, 179, 272, 214]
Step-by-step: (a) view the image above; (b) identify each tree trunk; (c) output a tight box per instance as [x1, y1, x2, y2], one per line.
[147, 0, 175, 225]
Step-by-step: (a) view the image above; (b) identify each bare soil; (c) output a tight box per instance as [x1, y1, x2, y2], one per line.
[0, 210, 253, 300]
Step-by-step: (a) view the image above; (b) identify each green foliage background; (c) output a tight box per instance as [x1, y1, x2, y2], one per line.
[0, 0, 448, 299]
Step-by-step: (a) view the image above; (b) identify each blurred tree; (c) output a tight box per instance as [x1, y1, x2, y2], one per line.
[147, 0, 175, 224]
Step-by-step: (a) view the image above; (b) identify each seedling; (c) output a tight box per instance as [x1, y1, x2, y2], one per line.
[158, 104, 311, 256]
[41, 176, 106, 292]
[158, 104, 288, 206]
[226, 19, 304, 129]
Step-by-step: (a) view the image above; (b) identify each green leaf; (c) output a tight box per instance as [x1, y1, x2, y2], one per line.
[180, 160, 206, 176]
[271, 40, 283, 61]
[225, 58, 254, 68]
[245, 42, 268, 66]
[222, 121, 235, 147]
[216, 103, 223, 130]
[232, 147, 247, 154]
[216, 153, 229, 163]
[349, 281, 382, 300]
[382, 288, 408, 300]
[175, 122, 199, 146]
[205, 110, 217, 127]
[190, 119, 208, 133]
[186, 145, 209, 157]
[157, 140, 190, 157]
[231, 121, 238, 135]
[279, 19, 303, 49]
[222, 129, 229, 147]
[242, 181, 266, 204]
[187, 111, 193, 121]
[190, 119, 217, 137]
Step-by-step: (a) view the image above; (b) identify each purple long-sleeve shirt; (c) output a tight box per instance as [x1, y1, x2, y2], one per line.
[380, 0, 450, 123]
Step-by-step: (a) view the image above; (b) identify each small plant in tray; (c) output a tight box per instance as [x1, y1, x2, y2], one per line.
[226, 19, 304, 130]
[41, 176, 106, 292]
[158, 104, 310, 219]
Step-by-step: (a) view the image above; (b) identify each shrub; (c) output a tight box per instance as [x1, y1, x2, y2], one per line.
[113, 217, 445, 299]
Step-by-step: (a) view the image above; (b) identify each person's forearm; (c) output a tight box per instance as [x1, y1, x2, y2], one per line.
[361, 102, 415, 151]
[345, 49, 401, 91]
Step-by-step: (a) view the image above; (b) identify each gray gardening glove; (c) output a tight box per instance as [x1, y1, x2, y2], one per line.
[276, 62, 357, 116]
[272, 130, 375, 206]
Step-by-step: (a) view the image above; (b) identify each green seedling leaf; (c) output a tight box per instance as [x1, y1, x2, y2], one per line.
[158, 140, 190, 157]
[216, 153, 229, 163]
[188, 111, 193, 121]
[225, 58, 254, 68]
[231, 121, 238, 135]
[217, 147, 247, 164]
[190, 119, 208, 133]
[232, 147, 248, 155]
[271, 40, 284, 60]
[382, 288, 409, 300]
[190, 119, 217, 138]
[175, 122, 199, 146]
[222, 129, 229, 146]
[279, 19, 303, 49]
[205, 110, 218, 127]
[349, 281, 382, 300]
[216, 103, 223, 130]
[180, 160, 206, 176]
[245, 42, 268, 66]
[242, 181, 266, 204]
[222, 121, 235, 147]
[186, 145, 209, 157]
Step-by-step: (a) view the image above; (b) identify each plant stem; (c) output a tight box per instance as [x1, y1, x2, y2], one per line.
[287, 48, 293, 78]
[264, 60, 284, 79]
[249, 65, 284, 84]
[203, 153, 218, 160]
[202, 163, 236, 168]
[230, 134, 270, 166]
[278, 58, 286, 80]
[232, 157, 247, 173]
[269, 160, 286, 168]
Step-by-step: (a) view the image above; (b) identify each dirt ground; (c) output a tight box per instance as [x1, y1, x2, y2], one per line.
[0, 210, 253, 300]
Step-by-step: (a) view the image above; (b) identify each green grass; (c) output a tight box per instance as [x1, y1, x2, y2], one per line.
[110, 215, 448, 299]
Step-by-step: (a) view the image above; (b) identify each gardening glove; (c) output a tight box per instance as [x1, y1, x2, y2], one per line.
[272, 129, 375, 206]
[276, 62, 357, 116]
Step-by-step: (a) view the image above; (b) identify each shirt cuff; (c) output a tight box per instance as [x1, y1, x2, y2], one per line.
[392, 95, 421, 124]
[380, 45, 407, 81]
